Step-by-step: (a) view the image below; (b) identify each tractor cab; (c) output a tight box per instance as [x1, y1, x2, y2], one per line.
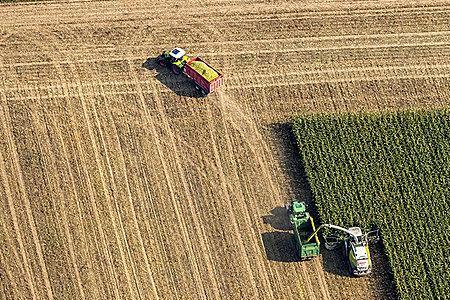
[169, 48, 186, 61]
[348, 227, 364, 243]
[158, 47, 190, 74]
[290, 201, 309, 222]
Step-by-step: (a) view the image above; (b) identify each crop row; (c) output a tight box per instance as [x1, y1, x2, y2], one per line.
[293, 110, 450, 300]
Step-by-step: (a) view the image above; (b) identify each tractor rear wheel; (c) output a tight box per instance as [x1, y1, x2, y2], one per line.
[158, 57, 166, 67]
[195, 85, 207, 96]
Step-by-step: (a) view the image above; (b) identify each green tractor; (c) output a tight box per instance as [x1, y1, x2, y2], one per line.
[157, 47, 189, 74]
[286, 200, 320, 260]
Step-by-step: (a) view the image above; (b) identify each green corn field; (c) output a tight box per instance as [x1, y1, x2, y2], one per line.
[293, 110, 450, 300]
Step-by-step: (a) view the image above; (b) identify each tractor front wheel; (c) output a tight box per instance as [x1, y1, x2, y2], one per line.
[172, 65, 181, 75]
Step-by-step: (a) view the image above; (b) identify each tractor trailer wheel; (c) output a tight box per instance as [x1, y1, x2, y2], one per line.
[195, 84, 207, 97]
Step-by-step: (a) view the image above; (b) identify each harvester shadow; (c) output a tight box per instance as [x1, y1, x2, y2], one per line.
[321, 247, 348, 277]
[142, 58, 204, 98]
[262, 206, 292, 231]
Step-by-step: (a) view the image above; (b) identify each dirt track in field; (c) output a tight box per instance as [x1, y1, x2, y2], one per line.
[0, 0, 449, 299]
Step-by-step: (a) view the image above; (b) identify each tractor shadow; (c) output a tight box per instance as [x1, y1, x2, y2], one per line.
[261, 232, 299, 263]
[142, 57, 204, 98]
[262, 206, 292, 231]
[261, 205, 299, 262]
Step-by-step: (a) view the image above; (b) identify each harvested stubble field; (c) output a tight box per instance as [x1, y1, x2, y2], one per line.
[0, 0, 449, 299]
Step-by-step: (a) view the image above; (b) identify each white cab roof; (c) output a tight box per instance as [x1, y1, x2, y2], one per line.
[169, 48, 186, 59]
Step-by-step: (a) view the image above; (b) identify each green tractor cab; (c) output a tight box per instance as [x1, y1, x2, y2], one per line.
[287, 200, 320, 260]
